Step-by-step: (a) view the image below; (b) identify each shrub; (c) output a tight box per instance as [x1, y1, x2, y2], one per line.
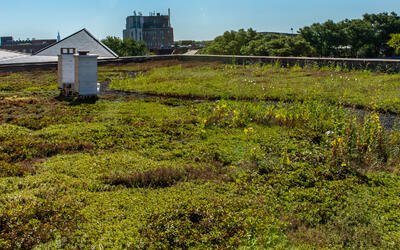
[0, 137, 95, 163]
[0, 161, 32, 177]
[104, 167, 185, 188]
[0, 200, 83, 249]
[103, 166, 229, 189]
[329, 110, 393, 172]
[139, 198, 267, 248]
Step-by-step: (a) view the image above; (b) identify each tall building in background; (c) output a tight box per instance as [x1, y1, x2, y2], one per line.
[123, 9, 174, 49]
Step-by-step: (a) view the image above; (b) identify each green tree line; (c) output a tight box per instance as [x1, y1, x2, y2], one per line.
[201, 29, 313, 57]
[102, 37, 147, 57]
[201, 12, 400, 58]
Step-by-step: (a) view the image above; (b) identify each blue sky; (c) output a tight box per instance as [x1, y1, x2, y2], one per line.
[1, 0, 399, 41]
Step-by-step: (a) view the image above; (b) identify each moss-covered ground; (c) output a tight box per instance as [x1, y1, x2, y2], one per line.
[1, 61, 400, 248]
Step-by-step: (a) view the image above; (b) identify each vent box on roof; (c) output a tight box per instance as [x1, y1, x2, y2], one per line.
[58, 48, 76, 96]
[74, 51, 98, 96]
[58, 48, 98, 97]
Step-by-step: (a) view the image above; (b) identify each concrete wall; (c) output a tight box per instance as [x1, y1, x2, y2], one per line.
[0, 55, 399, 73]
[177, 55, 400, 73]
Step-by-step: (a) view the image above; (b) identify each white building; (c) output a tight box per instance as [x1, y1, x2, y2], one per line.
[35, 29, 118, 59]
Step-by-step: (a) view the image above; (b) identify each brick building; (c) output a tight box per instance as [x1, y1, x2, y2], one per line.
[123, 9, 174, 49]
[0, 37, 57, 54]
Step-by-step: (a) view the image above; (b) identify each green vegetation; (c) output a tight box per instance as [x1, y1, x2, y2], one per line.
[102, 36, 147, 57]
[1, 61, 400, 248]
[110, 62, 400, 113]
[201, 29, 313, 57]
[388, 34, 400, 55]
[202, 12, 400, 58]
[300, 12, 400, 58]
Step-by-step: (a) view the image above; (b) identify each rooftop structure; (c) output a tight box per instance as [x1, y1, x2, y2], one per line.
[35, 29, 118, 58]
[0, 49, 29, 62]
[0, 37, 57, 54]
[0, 37, 13, 46]
[123, 9, 174, 50]
[0, 29, 117, 65]
[58, 48, 99, 97]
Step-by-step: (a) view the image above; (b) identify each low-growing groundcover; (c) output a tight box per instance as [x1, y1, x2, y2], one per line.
[1, 61, 400, 248]
[109, 61, 400, 113]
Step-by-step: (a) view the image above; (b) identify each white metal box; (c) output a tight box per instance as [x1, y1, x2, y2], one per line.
[58, 48, 76, 93]
[74, 52, 99, 96]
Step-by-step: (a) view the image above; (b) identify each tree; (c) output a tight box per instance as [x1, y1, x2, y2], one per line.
[363, 12, 400, 56]
[387, 34, 400, 55]
[299, 20, 344, 57]
[241, 34, 313, 57]
[300, 12, 400, 58]
[202, 12, 400, 58]
[240, 38, 268, 56]
[102, 36, 147, 57]
[201, 29, 259, 55]
[120, 38, 147, 57]
[202, 30, 312, 57]
[102, 36, 122, 55]
[286, 36, 314, 57]
[340, 19, 375, 57]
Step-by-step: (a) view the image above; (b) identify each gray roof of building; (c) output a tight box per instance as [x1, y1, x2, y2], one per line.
[0, 55, 57, 65]
[34, 28, 118, 58]
[0, 49, 29, 62]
